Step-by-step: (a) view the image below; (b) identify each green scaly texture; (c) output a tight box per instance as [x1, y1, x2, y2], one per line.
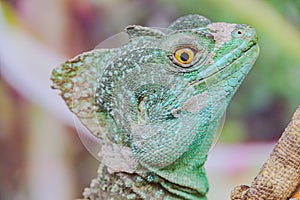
[51, 15, 259, 199]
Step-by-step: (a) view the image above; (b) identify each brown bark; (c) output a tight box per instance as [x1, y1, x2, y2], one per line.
[231, 106, 300, 200]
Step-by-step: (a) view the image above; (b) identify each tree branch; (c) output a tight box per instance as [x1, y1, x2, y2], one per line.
[231, 106, 300, 200]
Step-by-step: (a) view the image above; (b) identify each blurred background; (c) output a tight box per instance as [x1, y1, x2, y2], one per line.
[0, 0, 299, 199]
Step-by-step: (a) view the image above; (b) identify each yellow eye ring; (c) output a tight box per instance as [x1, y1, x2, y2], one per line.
[173, 47, 195, 66]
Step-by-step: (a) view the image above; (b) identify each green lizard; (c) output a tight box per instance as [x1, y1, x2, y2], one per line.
[51, 15, 259, 199]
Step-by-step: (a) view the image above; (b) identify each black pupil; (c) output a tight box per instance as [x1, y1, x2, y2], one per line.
[180, 52, 189, 62]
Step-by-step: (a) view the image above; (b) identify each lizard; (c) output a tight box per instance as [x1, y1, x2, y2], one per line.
[51, 14, 259, 199]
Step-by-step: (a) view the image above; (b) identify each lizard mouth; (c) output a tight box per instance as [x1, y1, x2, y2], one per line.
[189, 41, 259, 86]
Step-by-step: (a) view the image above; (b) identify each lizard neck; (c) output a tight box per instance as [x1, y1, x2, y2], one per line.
[138, 117, 222, 199]
[87, 120, 218, 200]
[85, 161, 208, 200]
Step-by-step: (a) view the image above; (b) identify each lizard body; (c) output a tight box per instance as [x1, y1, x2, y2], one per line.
[51, 15, 259, 199]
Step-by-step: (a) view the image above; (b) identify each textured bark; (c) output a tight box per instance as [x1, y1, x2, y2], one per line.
[231, 106, 300, 200]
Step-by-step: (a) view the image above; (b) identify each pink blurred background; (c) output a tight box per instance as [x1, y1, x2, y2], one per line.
[1, 0, 299, 199]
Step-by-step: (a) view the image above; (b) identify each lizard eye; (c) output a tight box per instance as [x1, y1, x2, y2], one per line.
[172, 47, 197, 67]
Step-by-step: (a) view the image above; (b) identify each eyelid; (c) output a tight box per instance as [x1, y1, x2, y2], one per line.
[174, 45, 198, 54]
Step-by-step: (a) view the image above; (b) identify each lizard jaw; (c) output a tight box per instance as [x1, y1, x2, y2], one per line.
[189, 41, 259, 87]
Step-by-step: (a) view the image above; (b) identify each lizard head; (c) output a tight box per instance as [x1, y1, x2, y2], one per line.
[51, 14, 259, 198]
[95, 15, 259, 168]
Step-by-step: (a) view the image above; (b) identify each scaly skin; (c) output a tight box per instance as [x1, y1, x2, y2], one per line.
[51, 15, 259, 199]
